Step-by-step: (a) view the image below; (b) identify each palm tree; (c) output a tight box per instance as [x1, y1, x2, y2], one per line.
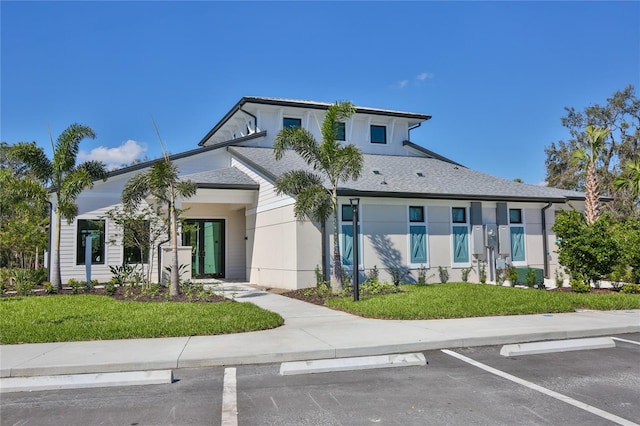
[8, 124, 107, 289]
[122, 156, 196, 296]
[273, 101, 364, 291]
[572, 125, 610, 224]
[614, 159, 640, 203]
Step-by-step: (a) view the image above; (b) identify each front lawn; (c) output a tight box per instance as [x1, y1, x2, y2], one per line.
[325, 283, 640, 319]
[0, 295, 284, 344]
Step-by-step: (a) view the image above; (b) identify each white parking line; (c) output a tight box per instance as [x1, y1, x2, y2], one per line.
[612, 337, 640, 346]
[442, 349, 639, 426]
[221, 367, 238, 426]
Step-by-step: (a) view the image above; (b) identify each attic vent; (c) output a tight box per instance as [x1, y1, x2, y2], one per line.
[372, 170, 381, 175]
[417, 172, 424, 177]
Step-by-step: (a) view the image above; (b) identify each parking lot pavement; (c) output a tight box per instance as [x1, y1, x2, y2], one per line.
[2, 334, 639, 426]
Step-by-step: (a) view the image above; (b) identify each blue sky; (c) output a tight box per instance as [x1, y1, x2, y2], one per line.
[1, 1, 638, 184]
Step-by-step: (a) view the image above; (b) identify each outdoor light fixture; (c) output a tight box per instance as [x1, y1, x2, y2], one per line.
[349, 198, 360, 302]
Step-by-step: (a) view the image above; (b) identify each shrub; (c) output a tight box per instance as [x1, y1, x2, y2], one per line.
[438, 266, 449, 283]
[570, 276, 591, 293]
[461, 267, 473, 283]
[507, 266, 518, 286]
[479, 263, 487, 284]
[104, 280, 117, 296]
[0, 268, 10, 293]
[526, 268, 537, 288]
[366, 265, 380, 285]
[554, 269, 565, 288]
[360, 280, 396, 295]
[109, 263, 135, 285]
[388, 267, 408, 287]
[67, 279, 84, 294]
[496, 268, 504, 285]
[43, 282, 57, 294]
[29, 268, 48, 285]
[12, 269, 35, 295]
[314, 265, 324, 288]
[417, 265, 428, 286]
[620, 283, 640, 294]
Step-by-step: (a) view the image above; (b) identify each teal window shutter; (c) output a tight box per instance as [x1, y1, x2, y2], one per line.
[342, 224, 353, 266]
[410, 225, 427, 264]
[453, 226, 469, 263]
[510, 227, 525, 261]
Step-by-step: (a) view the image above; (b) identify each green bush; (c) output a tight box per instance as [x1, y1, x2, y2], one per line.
[12, 269, 35, 295]
[29, 268, 48, 285]
[479, 263, 487, 284]
[526, 268, 537, 288]
[438, 266, 449, 283]
[555, 269, 565, 288]
[461, 267, 473, 283]
[417, 265, 429, 285]
[104, 280, 117, 296]
[43, 282, 57, 294]
[360, 280, 396, 295]
[570, 277, 591, 293]
[366, 265, 380, 284]
[621, 283, 640, 294]
[67, 278, 84, 294]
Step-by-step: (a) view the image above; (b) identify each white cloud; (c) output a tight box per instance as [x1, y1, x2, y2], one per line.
[398, 80, 409, 89]
[417, 72, 433, 81]
[79, 140, 148, 170]
[536, 180, 548, 187]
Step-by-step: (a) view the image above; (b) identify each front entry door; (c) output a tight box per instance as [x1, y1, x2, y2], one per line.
[182, 219, 225, 278]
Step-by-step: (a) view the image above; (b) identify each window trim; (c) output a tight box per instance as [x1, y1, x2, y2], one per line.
[408, 205, 428, 268]
[335, 122, 346, 141]
[339, 203, 363, 270]
[509, 207, 527, 265]
[76, 219, 106, 265]
[370, 124, 387, 144]
[282, 117, 302, 130]
[450, 206, 471, 267]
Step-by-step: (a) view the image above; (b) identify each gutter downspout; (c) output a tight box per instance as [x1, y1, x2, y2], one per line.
[408, 122, 421, 141]
[239, 108, 258, 134]
[321, 220, 327, 282]
[541, 202, 553, 279]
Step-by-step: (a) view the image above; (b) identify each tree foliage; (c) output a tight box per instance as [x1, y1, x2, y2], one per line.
[552, 210, 620, 286]
[122, 158, 196, 296]
[545, 85, 639, 219]
[5, 127, 107, 288]
[273, 101, 364, 291]
[0, 144, 49, 268]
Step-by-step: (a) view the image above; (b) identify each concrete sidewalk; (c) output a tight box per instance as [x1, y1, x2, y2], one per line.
[1, 284, 638, 378]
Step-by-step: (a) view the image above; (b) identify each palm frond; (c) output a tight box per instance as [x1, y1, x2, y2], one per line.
[293, 185, 333, 222]
[273, 127, 320, 163]
[176, 180, 198, 198]
[274, 170, 324, 197]
[77, 160, 108, 182]
[321, 101, 355, 144]
[53, 124, 95, 174]
[6, 142, 53, 183]
[122, 171, 152, 208]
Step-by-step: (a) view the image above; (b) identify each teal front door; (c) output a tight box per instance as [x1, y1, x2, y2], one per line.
[182, 219, 225, 278]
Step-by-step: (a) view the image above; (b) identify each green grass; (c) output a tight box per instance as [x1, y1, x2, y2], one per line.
[326, 283, 640, 319]
[0, 295, 284, 344]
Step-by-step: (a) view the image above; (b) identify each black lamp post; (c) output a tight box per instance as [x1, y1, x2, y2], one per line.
[349, 198, 360, 302]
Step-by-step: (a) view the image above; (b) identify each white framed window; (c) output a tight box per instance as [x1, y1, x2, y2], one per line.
[509, 208, 526, 265]
[339, 203, 363, 269]
[408, 205, 428, 267]
[451, 206, 471, 267]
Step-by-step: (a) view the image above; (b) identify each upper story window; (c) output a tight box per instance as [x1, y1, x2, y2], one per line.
[335, 122, 346, 141]
[370, 125, 387, 144]
[283, 117, 301, 129]
[342, 204, 353, 221]
[409, 206, 425, 222]
[452, 207, 467, 223]
[509, 208, 523, 224]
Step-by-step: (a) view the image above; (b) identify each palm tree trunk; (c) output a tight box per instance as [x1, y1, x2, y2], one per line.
[51, 205, 62, 290]
[331, 191, 343, 292]
[585, 162, 600, 225]
[169, 202, 180, 296]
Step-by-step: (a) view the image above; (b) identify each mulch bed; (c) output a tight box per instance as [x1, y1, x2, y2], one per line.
[1, 285, 227, 303]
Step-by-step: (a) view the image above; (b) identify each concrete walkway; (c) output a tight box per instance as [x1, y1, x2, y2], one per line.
[1, 284, 638, 378]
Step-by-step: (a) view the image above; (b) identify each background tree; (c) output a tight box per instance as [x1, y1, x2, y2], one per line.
[122, 157, 196, 296]
[273, 101, 363, 291]
[571, 126, 609, 224]
[614, 159, 640, 205]
[552, 210, 619, 287]
[545, 85, 639, 219]
[7, 126, 107, 289]
[0, 147, 48, 268]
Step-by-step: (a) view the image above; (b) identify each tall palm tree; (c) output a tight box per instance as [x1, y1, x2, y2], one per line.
[614, 159, 640, 203]
[122, 156, 196, 296]
[573, 125, 610, 224]
[8, 124, 107, 289]
[273, 101, 364, 291]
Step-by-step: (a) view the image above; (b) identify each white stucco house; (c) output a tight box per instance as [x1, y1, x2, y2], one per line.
[52, 97, 585, 289]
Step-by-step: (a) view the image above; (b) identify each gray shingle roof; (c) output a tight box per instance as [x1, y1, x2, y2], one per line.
[228, 146, 585, 202]
[180, 167, 258, 189]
